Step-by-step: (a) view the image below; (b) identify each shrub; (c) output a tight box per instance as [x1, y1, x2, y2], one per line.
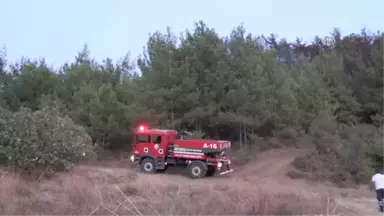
[292, 123, 382, 186]
[0, 106, 95, 173]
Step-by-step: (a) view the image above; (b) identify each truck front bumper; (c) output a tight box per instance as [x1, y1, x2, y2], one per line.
[219, 167, 234, 175]
[217, 161, 234, 175]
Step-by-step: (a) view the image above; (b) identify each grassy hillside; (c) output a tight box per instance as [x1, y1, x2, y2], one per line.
[0, 149, 374, 215]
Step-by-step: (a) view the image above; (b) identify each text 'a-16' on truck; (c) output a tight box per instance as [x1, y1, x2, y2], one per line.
[130, 125, 234, 179]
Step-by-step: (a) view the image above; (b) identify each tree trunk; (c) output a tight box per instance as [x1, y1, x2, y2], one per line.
[171, 111, 175, 129]
[243, 124, 247, 146]
[239, 123, 242, 147]
[196, 119, 201, 131]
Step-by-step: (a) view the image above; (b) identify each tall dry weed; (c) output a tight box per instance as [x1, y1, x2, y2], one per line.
[0, 166, 349, 215]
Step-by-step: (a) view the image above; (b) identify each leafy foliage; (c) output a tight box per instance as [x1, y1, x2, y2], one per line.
[0, 22, 382, 181]
[0, 106, 95, 172]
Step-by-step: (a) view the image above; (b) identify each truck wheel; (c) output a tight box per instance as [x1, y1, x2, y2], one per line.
[187, 162, 207, 179]
[205, 166, 216, 177]
[140, 158, 156, 173]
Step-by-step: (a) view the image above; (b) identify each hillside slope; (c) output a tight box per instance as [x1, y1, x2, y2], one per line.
[0, 148, 378, 215]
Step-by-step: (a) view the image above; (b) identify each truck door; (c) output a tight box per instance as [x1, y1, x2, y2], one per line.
[150, 135, 165, 158]
[135, 134, 150, 154]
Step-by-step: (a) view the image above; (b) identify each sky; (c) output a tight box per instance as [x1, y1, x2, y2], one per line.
[1, 0, 383, 69]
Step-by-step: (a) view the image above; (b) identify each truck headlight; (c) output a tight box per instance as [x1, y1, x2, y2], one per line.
[130, 155, 134, 162]
[217, 162, 223, 168]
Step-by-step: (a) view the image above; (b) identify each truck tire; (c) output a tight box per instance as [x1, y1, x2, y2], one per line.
[187, 162, 207, 179]
[140, 158, 156, 173]
[205, 166, 216, 177]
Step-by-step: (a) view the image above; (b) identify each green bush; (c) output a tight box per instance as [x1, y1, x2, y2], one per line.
[0, 106, 95, 172]
[292, 123, 381, 186]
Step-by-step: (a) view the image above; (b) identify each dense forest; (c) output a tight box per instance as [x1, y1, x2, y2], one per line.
[0, 21, 383, 184]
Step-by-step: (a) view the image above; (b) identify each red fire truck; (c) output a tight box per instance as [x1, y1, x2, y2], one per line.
[130, 125, 234, 179]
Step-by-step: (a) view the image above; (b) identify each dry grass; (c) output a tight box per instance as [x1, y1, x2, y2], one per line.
[0, 164, 354, 216]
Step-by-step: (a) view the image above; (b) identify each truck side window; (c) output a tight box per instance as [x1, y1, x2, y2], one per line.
[136, 135, 149, 143]
[151, 135, 161, 144]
